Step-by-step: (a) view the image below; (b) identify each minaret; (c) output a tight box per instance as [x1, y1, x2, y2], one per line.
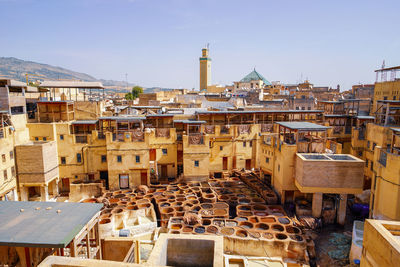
[199, 45, 211, 90]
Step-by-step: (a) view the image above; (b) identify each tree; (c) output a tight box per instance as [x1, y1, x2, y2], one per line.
[131, 86, 143, 99]
[125, 92, 134, 100]
[124, 86, 143, 100]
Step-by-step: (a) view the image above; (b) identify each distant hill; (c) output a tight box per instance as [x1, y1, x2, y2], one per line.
[0, 57, 135, 88]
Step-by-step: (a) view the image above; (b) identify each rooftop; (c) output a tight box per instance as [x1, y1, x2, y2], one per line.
[276, 121, 329, 131]
[0, 201, 102, 248]
[239, 69, 272, 86]
[38, 81, 104, 89]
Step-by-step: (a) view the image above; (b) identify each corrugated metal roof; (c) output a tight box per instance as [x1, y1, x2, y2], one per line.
[0, 201, 102, 248]
[173, 120, 206, 124]
[356, 116, 375, 120]
[195, 110, 323, 115]
[276, 121, 329, 131]
[324, 114, 352, 118]
[99, 116, 146, 121]
[71, 120, 98, 125]
[38, 81, 104, 89]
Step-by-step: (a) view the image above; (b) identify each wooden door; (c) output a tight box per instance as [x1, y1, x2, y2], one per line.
[245, 159, 251, 170]
[119, 174, 129, 189]
[161, 165, 168, 178]
[141, 171, 148, 185]
[149, 149, 156, 161]
[222, 157, 228, 170]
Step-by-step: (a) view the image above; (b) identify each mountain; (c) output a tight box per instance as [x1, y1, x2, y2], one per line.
[0, 57, 134, 88]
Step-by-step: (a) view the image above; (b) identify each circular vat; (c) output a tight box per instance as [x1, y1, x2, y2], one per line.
[278, 217, 290, 225]
[170, 223, 182, 230]
[286, 226, 301, 234]
[194, 226, 206, 234]
[275, 233, 288, 240]
[238, 221, 253, 229]
[289, 235, 303, 242]
[255, 223, 269, 231]
[235, 229, 248, 238]
[220, 227, 235, 236]
[206, 226, 218, 234]
[263, 232, 274, 240]
[271, 224, 284, 232]
[202, 219, 212, 226]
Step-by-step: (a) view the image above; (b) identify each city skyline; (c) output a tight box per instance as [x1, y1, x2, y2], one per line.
[1, 0, 399, 90]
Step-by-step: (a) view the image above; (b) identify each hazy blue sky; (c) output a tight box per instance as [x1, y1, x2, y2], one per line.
[1, 0, 399, 90]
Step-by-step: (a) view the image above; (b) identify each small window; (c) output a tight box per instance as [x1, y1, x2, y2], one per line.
[372, 143, 376, 151]
[61, 157, 66, 165]
[358, 151, 363, 157]
[162, 149, 168, 155]
[117, 155, 122, 162]
[77, 153, 82, 163]
[11, 166, 15, 176]
[370, 162, 373, 171]
[43, 137, 47, 141]
[367, 141, 370, 148]
[278, 164, 280, 172]
[3, 170, 7, 180]
[365, 159, 368, 167]
[136, 155, 140, 163]
[60, 135, 64, 140]
[266, 157, 269, 163]
[243, 141, 246, 147]
[35, 137, 39, 141]
[194, 160, 199, 167]
[9, 151, 13, 160]
[220, 146, 223, 151]
[1, 154, 5, 162]
[250, 140, 252, 147]
[101, 155, 107, 163]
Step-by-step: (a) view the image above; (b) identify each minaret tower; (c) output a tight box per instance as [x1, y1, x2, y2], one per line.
[199, 45, 211, 90]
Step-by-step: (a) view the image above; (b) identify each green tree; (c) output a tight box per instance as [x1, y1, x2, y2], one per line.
[131, 86, 143, 99]
[125, 92, 134, 100]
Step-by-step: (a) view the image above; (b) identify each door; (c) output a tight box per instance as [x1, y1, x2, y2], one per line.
[245, 159, 252, 170]
[149, 149, 156, 161]
[222, 157, 228, 170]
[119, 174, 129, 189]
[141, 171, 148, 185]
[100, 171, 109, 190]
[61, 178, 70, 193]
[232, 156, 236, 169]
[161, 165, 168, 179]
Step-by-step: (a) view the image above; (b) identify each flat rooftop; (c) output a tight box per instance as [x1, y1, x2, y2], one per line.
[0, 201, 102, 248]
[276, 121, 329, 131]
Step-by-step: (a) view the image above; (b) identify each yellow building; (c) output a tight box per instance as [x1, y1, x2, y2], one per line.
[199, 47, 211, 91]
[372, 65, 400, 112]
[361, 219, 400, 267]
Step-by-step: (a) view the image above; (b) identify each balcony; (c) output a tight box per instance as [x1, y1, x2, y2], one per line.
[188, 133, 204, 145]
[156, 128, 170, 138]
[75, 135, 88, 144]
[295, 153, 364, 194]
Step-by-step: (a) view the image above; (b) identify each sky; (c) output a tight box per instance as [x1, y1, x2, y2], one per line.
[1, 0, 399, 90]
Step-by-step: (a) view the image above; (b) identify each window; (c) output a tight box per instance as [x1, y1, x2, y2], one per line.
[60, 135, 64, 140]
[9, 151, 13, 160]
[278, 164, 280, 172]
[194, 160, 199, 167]
[3, 170, 7, 180]
[1, 154, 5, 162]
[370, 162, 373, 171]
[135, 155, 140, 163]
[117, 155, 122, 162]
[43, 137, 47, 141]
[243, 141, 246, 147]
[61, 157, 66, 165]
[372, 143, 376, 151]
[250, 141, 252, 147]
[11, 166, 15, 176]
[162, 149, 168, 155]
[101, 155, 107, 163]
[365, 159, 368, 167]
[77, 153, 82, 163]
[119, 174, 129, 189]
[35, 137, 39, 141]
[367, 141, 370, 148]
[220, 146, 223, 151]
[384, 96, 388, 100]
[358, 151, 363, 157]
[266, 157, 269, 163]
